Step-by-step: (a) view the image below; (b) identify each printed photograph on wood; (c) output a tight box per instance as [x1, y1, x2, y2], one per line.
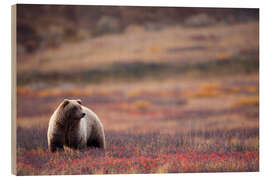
[13, 4, 259, 175]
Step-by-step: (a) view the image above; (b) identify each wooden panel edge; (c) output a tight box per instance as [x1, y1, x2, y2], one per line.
[11, 4, 17, 176]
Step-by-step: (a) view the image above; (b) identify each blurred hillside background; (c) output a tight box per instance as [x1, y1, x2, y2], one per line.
[17, 5, 258, 86]
[17, 5, 258, 52]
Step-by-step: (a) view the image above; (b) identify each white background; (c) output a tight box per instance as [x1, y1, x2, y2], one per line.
[1, 0, 269, 179]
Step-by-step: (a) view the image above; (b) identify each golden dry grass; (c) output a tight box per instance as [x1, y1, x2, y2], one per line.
[118, 100, 152, 111]
[183, 83, 258, 99]
[183, 83, 224, 98]
[231, 97, 259, 107]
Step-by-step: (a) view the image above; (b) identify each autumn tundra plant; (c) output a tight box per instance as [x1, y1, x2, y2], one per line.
[17, 127, 259, 175]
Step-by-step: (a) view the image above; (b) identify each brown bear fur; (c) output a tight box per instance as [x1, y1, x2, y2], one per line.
[47, 99, 106, 152]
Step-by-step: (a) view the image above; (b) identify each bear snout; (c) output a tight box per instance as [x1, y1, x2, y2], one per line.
[81, 113, 86, 118]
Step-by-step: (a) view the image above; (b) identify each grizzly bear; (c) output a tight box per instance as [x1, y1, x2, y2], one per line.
[47, 99, 106, 152]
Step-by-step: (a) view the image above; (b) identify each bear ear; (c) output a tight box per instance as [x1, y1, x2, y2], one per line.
[77, 99, 82, 105]
[62, 99, 69, 108]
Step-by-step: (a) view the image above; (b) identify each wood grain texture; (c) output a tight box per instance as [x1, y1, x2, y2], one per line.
[11, 4, 17, 175]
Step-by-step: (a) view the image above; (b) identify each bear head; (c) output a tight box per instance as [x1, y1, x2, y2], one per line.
[60, 99, 86, 125]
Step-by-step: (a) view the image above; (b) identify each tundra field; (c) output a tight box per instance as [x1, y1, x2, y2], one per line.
[16, 18, 259, 175]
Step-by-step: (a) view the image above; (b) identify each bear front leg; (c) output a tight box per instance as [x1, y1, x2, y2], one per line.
[49, 142, 64, 152]
[49, 137, 64, 152]
[87, 132, 106, 150]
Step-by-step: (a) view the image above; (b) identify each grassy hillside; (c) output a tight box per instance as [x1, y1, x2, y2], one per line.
[16, 5, 259, 175]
